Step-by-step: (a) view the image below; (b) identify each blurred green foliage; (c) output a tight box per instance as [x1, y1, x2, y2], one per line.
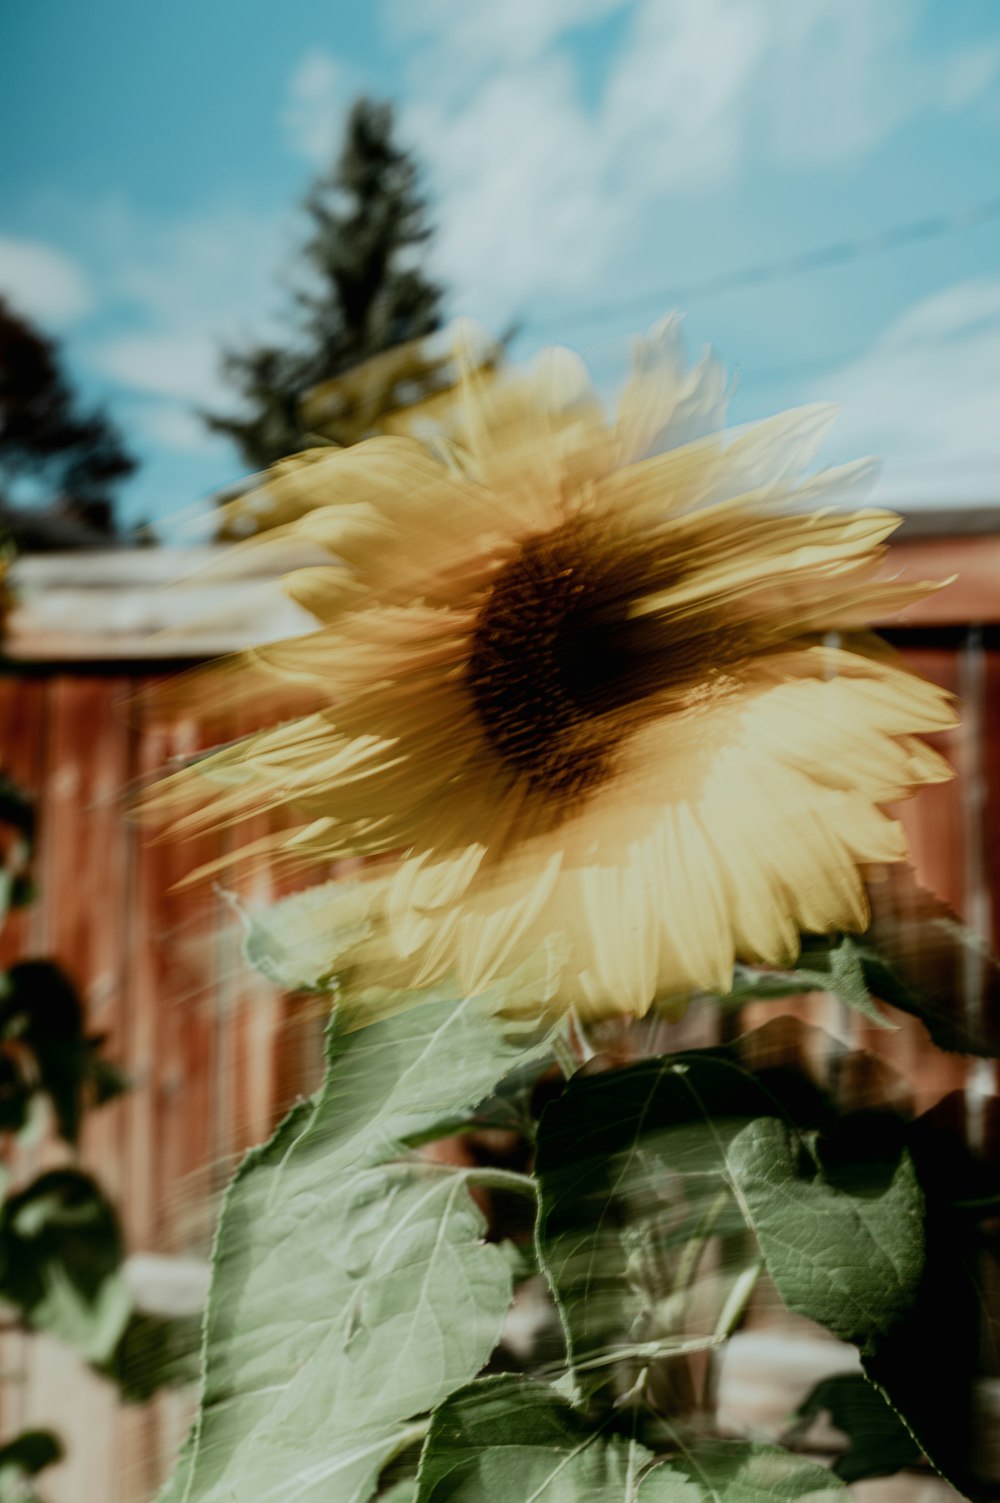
[0, 775, 200, 1501]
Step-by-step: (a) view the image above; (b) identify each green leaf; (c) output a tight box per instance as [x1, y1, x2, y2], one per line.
[648, 1440, 847, 1501]
[724, 936, 893, 1030]
[0, 775, 35, 936]
[416, 1377, 846, 1501]
[7, 875, 34, 911]
[379, 1483, 419, 1503]
[721, 970, 822, 1004]
[725, 1116, 924, 1352]
[0, 776, 35, 848]
[0, 962, 123, 1144]
[240, 880, 382, 992]
[860, 873, 1000, 1057]
[535, 1053, 784, 1396]
[178, 967, 560, 1503]
[537, 1037, 925, 1436]
[793, 1374, 920, 1483]
[0, 1055, 31, 1134]
[1, 963, 85, 1142]
[0, 1169, 130, 1361]
[87, 1053, 129, 1108]
[415, 1375, 666, 1501]
[0, 1429, 62, 1479]
[98, 1310, 203, 1402]
[824, 936, 896, 1029]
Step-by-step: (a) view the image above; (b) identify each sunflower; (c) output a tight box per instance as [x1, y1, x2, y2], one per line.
[152, 318, 955, 1019]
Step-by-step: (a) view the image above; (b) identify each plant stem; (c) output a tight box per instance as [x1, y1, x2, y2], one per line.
[655, 1185, 732, 1337]
[701, 1256, 765, 1414]
[551, 1027, 580, 1079]
[567, 1334, 725, 1375]
[672, 1187, 731, 1298]
[712, 1257, 764, 1341]
[461, 1166, 539, 1199]
[404, 1158, 539, 1199]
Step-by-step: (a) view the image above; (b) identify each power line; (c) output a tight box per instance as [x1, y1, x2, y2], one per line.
[523, 193, 1000, 339]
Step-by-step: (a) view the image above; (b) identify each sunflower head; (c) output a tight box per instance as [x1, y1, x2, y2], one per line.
[149, 317, 955, 1021]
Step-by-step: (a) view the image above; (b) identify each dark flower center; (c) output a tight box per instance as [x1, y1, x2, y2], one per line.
[467, 521, 732, 801]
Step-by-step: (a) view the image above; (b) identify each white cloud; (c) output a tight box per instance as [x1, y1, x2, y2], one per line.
[92, 331, 221, 404]
[95, 201, 293, 335]
[816, 278, 1000, 506]
[404, 60, 612, 320]
[387, 0, 629, 79]
[763, 0, 1000, 165]
[387, 0, 1000, 329]
[82, 199, 298, 410]
[136, 402, 229, 455]
[0, 233, 93, 324]
[282, 47, 353, 164]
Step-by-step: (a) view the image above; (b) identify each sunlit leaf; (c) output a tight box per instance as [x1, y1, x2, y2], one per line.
[649, 1440, 847, 1502]
[416, 1376, 846, 1501]
[380, 1483, 419, 1503]
[171, 967, 558, 1503]
[415, 1375, 665, 1501]
[240, 880, 380, 993]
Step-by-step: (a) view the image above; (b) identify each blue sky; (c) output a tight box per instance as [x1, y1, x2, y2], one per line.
[2, 0, 1000, 536]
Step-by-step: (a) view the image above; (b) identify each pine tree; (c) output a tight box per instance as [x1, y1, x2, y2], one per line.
[0, 299, 135, 549]
[206, 98, 444, 472]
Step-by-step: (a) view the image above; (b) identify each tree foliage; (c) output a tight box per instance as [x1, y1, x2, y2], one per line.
[0, 299, 135, 549]
[206, 98, 444, 474]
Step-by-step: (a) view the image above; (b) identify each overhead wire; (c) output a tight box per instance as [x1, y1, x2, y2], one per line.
[521, 193, 1000, 342]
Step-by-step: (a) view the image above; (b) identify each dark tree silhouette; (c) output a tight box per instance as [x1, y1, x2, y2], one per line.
[205, 98, 444, 472]
[0, 299, 136, 550]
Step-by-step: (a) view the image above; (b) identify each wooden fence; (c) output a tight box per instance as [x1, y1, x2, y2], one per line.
[0, 530, 998, 1501]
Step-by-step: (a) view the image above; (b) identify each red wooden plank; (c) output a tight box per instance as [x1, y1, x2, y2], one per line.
[117, 683, 224, 1498]
[894, 647, 965, 914]
[125, 682, 223, 1253]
